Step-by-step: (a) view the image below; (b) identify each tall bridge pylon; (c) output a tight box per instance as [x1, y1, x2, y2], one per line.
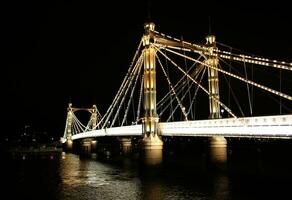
[205, 35, 228, 150]
[205, 35, 221, 119]
[141, 22, 163, 162]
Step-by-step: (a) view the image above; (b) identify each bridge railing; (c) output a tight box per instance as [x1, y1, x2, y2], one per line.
[159, 114, 292, 138]
[68, 115, 292, 140]
[72, 124, 142, 140]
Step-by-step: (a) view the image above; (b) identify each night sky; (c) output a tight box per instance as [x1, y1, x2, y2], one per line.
[2, 0, 292, 139]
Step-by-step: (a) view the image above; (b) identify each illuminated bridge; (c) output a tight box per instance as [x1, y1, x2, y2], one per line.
[61, 22, 292, 161]
[70, 115, 292, 140]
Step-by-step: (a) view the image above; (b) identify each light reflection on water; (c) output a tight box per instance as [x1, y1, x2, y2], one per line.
[3, 142, 292, 200]
[59, 154, 142, 200]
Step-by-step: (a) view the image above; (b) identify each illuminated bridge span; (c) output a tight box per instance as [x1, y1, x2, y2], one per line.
[61, 22, 292, 159]
[71, 115, 292, 140]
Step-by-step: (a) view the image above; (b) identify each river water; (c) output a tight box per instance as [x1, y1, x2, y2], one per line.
[3, 139, 292, 200]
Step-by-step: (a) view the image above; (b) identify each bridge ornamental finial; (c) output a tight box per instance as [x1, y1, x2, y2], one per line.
[143, 22, 156, 47]
[144, 22, 155, 32]
[68, 103, 73, 111]
[206, 35, 216, 45]
[92, 104, 97, 113]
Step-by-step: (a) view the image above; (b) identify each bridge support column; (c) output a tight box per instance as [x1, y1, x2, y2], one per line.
[90, 140, 97, 158]
[89, 105, 99, 129]
[65, 139, 73, 152]
[91, 140, 97, 152]
[141, 22, 163, 166]
[141, 134, 163, 166]
[205, 35, 220, 119]
[119, 138, 132, 155]
[205, 35, 227, 166]
[65, 103, 74, 152]
[81, 138, 93, 156]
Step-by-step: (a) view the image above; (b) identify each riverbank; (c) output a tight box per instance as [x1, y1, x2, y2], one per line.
[5, 146, 63, 160]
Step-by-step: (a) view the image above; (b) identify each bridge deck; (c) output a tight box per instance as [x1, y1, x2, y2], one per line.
[69, 114, 292, 141]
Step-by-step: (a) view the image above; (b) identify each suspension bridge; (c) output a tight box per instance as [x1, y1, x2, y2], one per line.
[61, 22, 292, 160]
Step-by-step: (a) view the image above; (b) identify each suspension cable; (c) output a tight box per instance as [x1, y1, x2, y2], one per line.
[280, 69, 282, 114]
[157, 62, 202, 117]
[165, 67, 204, 122]
[157, 54, 204, 109]
[214, 48, 292, 71]
[153, 30, 207, 52]
[243, 58, 253, 115]
[72, 117, 80, 135]
[97, 39, 143, 128]
[135, 74, 144, 123]
[218, 63, 245, 117]
[164, 47, 292, 101]
[186, 65, 206, 119]
[181, 36, 193, 118]
[152, 30, 292, 70]
[101, 54, 143, 128]
[72, 112, 87, 129]
[111, 56, 143, 127]
[155, 46, 237, 118]
[156, 54, 188, 120]
[158, 63, 204, 119]
[121, 60, 143, 126]
[63, 114, 69, 139]
[164, 48, 174, 121]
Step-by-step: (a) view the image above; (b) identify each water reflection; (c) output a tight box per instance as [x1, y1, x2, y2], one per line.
[212, 173, 230, 200]
[4, 141, 292, 200]
[208, 136, 227, 164]
[208, 146, 228, 171]
[59, 153, 141, 200]
[139, 165, 163, 200]
[141, 178, 162, 200]
[141, 149, 163, 166]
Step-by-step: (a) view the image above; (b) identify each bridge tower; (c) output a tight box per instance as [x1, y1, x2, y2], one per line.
[87, 104, 99, 154]
[141, 22, 163, 164]
[205, 35, 221, 119]
[89, 104, 98, 130]
[65, 103, 74, 151]
[205, 35, 227, 163]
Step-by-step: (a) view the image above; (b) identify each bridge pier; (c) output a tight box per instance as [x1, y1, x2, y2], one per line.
[119, 138, 132, 155]
[91, 140, 97, 155]
[209, 136, 227, 148]
[141, 134, 163, 166]
[81, 138, 94, 156]
[65, 139, 73, 152]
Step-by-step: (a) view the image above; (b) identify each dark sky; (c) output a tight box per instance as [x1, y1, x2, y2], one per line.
[2, 0, 292, 139]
